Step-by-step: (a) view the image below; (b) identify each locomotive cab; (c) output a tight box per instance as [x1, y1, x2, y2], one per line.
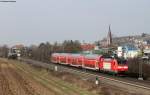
[115, 57, 128, 73]
[100, 55, 128, 74]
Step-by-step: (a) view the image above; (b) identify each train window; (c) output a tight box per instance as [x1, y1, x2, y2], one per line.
[117, 58, 127, 64]
[101, 54, 112, 59]
[103, 58, 112, 61]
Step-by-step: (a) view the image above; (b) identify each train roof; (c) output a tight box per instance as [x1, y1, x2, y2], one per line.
[51, 53, 61, 56]
[70, 54, 83, 57]
[52, 53, 71, 56]
[52, 53, 103, 59]
[84, 54, 102, 59]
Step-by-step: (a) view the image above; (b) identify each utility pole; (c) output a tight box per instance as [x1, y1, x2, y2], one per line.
[138, 47, 144, 80]
[138, 60, 143, 80]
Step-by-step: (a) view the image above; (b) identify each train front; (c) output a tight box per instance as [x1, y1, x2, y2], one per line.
[116, 58, 128, 74]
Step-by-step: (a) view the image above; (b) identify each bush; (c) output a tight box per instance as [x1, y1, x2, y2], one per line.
[127, 58, 150, 79]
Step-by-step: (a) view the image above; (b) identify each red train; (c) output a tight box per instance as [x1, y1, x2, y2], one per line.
[51, 53, 128, 74]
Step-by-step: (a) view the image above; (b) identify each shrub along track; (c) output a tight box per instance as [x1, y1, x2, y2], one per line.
[0, 58, 96, 95]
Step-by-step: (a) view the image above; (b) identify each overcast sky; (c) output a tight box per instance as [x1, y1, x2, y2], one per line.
[0, 0, 150, 46]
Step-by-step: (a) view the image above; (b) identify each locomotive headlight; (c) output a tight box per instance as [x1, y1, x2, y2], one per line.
[17, 53, 21, 57]
[118, 66, 122, 69]
[123, 66, 128, 69]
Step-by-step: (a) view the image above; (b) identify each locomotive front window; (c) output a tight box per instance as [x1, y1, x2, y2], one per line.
[117, 58, 127, 64]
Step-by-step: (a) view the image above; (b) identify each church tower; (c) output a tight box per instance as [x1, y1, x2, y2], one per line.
[107, 25, 112, 46]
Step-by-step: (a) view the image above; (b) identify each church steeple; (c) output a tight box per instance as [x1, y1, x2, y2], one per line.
[107, 25, 112, 46]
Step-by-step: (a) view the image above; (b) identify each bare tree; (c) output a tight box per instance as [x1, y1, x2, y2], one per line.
[0, 45, 9, 58]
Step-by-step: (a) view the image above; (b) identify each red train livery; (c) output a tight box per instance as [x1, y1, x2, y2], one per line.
[51, 53, 128, 74]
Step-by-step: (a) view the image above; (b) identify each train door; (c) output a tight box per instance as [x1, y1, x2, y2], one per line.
[112, 59, 118, 72]
[81, 57, 85, 68]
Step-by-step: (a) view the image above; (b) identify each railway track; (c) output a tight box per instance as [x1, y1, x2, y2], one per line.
[20, 58, 150, 95]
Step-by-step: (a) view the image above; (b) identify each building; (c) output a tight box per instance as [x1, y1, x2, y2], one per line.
[81, 43, 95, 51]
[10, 44, 24, 57]
[117, 43, 140, 59]
[12, 44, 24, 50]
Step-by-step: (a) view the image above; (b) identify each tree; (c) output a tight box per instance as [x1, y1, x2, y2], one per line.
[22, 40, 82, 62]
[0, 45, 9, 58]
[62, 40, 82, 53]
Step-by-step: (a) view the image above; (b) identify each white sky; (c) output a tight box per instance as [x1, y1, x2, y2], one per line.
[0, 0, 150, 46]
